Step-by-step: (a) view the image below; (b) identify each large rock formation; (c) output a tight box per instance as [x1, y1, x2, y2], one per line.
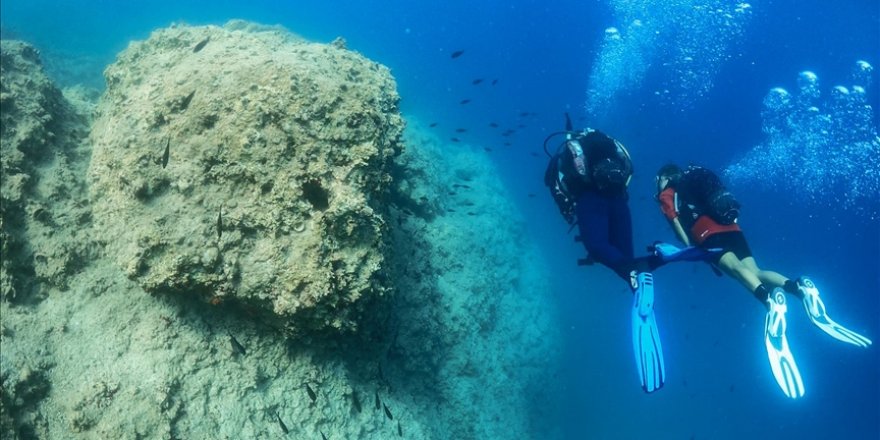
[0, 40, 92, 301]
[87, 21, 404, 335]
[0, 39, 93, 440]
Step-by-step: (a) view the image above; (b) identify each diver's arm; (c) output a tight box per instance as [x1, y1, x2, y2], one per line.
[670, 217, 690, 246]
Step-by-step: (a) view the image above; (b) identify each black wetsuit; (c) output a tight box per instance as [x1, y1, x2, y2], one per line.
[575, 189, 658, 282]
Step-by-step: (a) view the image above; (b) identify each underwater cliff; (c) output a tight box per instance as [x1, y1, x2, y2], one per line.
[0, 21, 560, 439]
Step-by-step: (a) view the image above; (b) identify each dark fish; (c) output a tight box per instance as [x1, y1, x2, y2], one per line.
[530, 152, 539, 157]
[504, 142, 511, 146]
[275, 412, 289, 434]
[462, 201, 475, 206]
[489, 122, 499, 128]
[161, 137, 170, 168]
[181, 90, 196, 111]
[375, 391, 381, 410]
[450, 138, 460, 143]
[528, 193, 536, 198]
[467, 212, 477, 216]
[519, 112, 530, 117]
[352, 391, 362, 413]
[483, 147, 492, 152]
[429, 122, 438, 127]
[472, 78, 483, 85]
[448, 191, 456, 196]
[455, 184, 471, 189]
[450, 50, 464, 58]
[229, 333, 246, 356]
[383, 402, 394, 420]
[321, 431, 328, 440]
[455, 128, 467, 133]
[398, 421, 403, 436]
[459, 99, 471, 105]
[217, 208, 223, 240]
[491, 79, 498, 85]
[447, 209, 456, 213]
[193, 37, 210, 53]
[306, 383, 317, 403]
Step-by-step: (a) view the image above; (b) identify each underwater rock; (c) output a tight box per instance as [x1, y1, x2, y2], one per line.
[0, 40, 93, 300]
[87, 21, 404, 335]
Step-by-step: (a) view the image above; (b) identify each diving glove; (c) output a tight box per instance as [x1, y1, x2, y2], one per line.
[764, 288, 805, 399]
[631, 272, 666, 393]
[798, 277, 872, 347]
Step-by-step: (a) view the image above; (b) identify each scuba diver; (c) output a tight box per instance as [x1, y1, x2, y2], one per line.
[544, 114, 680, 393]
[654, 163, 872, 399]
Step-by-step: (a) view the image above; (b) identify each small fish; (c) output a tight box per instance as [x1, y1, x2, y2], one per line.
[375, 391, 381, 410]
[321, 431, 328, 440]
[519, 112, 530, 117]
[275, 412, 289, 434]
[467, 212, 477, 216]
[528, 193, 536, 198]
[472, 78, 483, 85]
[483, 147, 492, 152]
[448, 191, 456, 196]
[229, 333, 246, 356]
[504, 142, 511, 146]
[450, 137, 460, 143]
[352, 391, 362, 413]
[305, 383, 317, 403]
[455, 128, 468, 133]
[217, 208, 223, 240]
[450, 50, 464, 58]
[517, 123, 526, 128]
[193, 36, 210, 53]
[447, 209, 456, 213]
[459, 99, 471, 105]
[161, 137, 170, 168]
[491, 79, 498, 85]
[383, 402, 394, 420]
[488, 122, 499, 128]
[530, 152, 539, 157]
[456, 184, 471, 189]
[429, 122, 438, 127]
[398, 421, 403, 437]
[180, 90, 196, 111]
[462, 201, 475, 206]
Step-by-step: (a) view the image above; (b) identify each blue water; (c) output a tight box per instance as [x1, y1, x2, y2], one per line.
[2, 0, 878, 438]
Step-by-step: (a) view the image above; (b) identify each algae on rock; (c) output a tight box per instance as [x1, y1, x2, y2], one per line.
[87, 22, 404, 335]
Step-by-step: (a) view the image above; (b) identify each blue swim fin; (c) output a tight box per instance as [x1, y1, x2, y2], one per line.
[631, 272, 666, 393]
[651, 242, 722, 263]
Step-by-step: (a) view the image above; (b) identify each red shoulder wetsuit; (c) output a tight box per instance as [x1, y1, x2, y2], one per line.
[658, 187, 740, 245]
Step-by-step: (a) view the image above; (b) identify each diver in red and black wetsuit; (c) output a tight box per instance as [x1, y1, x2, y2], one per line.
[655, 164, 872, 399]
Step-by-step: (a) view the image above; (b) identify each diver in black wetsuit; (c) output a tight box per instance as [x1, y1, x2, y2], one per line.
[543, 115, 666, 392]
[544, 119, 660, 281]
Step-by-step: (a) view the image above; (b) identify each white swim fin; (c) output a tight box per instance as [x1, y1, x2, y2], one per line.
[764, 288, 805, 399]
[798, 277, 872, 347]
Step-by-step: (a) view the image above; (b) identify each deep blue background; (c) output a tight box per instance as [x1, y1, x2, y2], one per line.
[2, 1, 878, 438]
